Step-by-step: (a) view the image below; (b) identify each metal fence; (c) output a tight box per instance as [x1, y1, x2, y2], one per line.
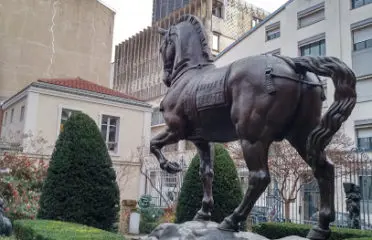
[145, 148, 372, 230]
[241, 148, 372, 230]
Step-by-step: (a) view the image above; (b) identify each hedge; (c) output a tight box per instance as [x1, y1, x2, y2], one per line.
[37, 113, 120, 231]
[252, 222, 372, 240]
[13, 220, 125, 240]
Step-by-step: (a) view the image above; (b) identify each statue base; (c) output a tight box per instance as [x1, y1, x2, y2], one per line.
[143, 221, 308, 240]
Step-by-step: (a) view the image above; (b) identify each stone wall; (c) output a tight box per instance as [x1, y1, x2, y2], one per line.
[0, 0, 114, 99]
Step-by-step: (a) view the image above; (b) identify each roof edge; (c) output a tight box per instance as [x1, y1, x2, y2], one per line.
[31, 82, 152, 109]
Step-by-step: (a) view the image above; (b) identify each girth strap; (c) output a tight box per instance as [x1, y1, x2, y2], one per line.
[265, 65, 276, 95]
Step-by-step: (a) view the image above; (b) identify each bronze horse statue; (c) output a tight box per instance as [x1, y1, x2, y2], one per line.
[150, 14, 356, 240]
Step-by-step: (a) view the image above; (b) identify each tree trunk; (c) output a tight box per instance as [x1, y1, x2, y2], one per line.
[284, 200, 291, 222]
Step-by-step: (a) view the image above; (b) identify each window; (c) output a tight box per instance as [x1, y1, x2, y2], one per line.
[360, 175, 372, 200]
[212, 33, 220, 52]
[356, 127, 372, 151]
[297, 2, 325, 29]
[10, 109, 14, 123]
[60, 108, 81, 132]
[300, 39, 326, 56]
[352, 0, 372, 9]
[352, 24, 372, 51]
[20, 106, 25, 121]
[162, 172, 177, 188]
[3, 112, 7, 126]
[266, 22, 280, 41]
[212, 1, 224, 18]
[252, 17, 261, 28]
[101, 115, 119, 152]
[151, 108, 165, 126]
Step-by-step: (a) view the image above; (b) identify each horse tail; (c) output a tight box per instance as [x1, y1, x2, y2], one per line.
[279, 55, 357, 160]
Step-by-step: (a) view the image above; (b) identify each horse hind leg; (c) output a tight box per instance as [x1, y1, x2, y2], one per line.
[193, 141, 215, 221]
[218, 139, 271, 231]
[288, 135, 335, 240]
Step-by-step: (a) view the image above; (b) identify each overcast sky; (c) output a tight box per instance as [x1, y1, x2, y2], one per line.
[99, 0, 288, 59]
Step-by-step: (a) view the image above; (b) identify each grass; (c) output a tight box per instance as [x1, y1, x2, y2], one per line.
[14, 220, 125, 240]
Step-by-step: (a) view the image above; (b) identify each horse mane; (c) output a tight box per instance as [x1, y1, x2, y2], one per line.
[177, 14, 214, 62]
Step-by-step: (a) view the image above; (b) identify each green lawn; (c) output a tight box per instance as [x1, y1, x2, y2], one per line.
[0, 236, 15, 239]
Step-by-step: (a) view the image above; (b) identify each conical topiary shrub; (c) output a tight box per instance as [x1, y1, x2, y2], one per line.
[175, 143, 243, 224]
[37, 113, 120, 231]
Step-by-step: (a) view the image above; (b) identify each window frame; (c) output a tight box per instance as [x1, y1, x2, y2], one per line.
[359, 175, 372, 201]
[265, 22, 281, 41]
[20, 105, 25, 122]
[297, 2, 325, 29]
[100, 114, 120, 154]
[351, 0, 372, 9]
[3, 111, 7, 126]
[298, 33, 326, 57]
[351, 19, 372, 52]
[10, 108, 14, 123]
[151, 107, 165, 126]
[212, 32, 220, 52]
[355, 124, 372, 151]
[212, 1, 224, 19]
[56, 105, 83, 136]
[252, 17, 262, 28]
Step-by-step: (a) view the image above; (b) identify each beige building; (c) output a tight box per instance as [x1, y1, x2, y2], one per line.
[215, 0, 372, 226]
[0, 77, 152, 201]
[0, 0, 114, 101]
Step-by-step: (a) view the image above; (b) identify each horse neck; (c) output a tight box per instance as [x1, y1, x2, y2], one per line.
[172, 42, 209, 74]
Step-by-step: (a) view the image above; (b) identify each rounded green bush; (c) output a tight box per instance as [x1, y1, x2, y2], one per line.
[175, 143, 243, 223]
[37, 113, 120, 231]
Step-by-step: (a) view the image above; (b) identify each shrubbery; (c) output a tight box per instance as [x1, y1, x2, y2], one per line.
[0, 153, 48, 221]
[252, 222, 372, 240]
[37, 113, 120, 231]
[176, 144, 243, 223]
[13, 220, 125, 240]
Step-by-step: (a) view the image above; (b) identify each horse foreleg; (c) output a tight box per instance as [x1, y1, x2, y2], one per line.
[193, 141, 214, 221]
[218, 140, 270, 232]
[150, 129, 182, 174]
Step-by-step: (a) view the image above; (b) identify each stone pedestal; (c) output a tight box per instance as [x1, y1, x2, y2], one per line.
[143, 221, 308, 240]
[119, 199, 138, 235]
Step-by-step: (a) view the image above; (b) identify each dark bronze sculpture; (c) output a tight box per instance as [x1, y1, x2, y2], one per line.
[343, 183, 361, 229]
[150, 14, 357, 240]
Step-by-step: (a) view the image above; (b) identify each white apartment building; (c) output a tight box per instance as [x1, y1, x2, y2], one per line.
[215, 0, 372, 226]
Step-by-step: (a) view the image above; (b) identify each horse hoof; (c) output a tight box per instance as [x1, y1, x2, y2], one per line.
[161, 161, 182, 174]
[217, 218, 240, 232]
[193, 210, 211, 222]
[306, 226, 331, 240]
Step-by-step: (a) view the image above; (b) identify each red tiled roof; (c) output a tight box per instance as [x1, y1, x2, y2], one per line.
[37, 77, 141, 101]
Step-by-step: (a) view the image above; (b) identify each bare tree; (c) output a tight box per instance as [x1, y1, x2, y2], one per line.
[226, 131, 365, 221]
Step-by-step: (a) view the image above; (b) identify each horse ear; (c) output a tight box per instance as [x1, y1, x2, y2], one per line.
[158, 28, 167, 36]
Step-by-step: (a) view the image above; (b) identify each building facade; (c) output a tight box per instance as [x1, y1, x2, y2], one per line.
[152, 0, 191, 23]
[215, 0, 372, 226]
[113, 0, 268, 101]
[0, 0, 114, 101]
[1, 78, 152, 201]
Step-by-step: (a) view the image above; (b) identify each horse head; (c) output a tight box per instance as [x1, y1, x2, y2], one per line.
[158, 14, 214, 87]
